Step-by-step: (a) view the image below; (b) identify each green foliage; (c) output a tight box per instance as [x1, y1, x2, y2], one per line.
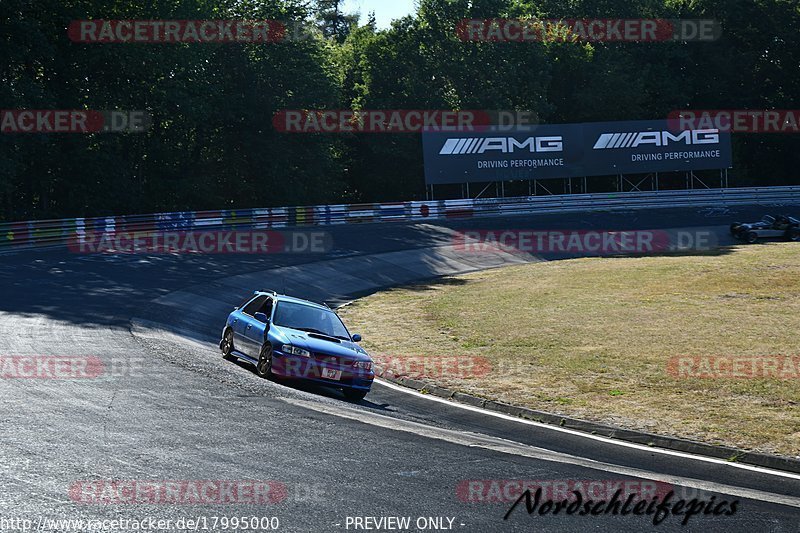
[315, 0, 359, 43]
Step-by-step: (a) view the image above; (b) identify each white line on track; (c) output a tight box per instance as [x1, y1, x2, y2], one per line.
[375, 379, 800, 482]
[284, 397, 800, 509]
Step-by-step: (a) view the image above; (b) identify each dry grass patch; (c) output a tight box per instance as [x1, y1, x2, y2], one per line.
[339, 244, 800, 457]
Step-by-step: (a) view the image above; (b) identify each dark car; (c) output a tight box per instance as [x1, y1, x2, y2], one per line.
[220, 291, 374, 401]
[730, 214, 800, 243]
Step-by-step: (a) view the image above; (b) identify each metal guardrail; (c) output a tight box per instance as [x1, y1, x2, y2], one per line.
[1, 186, 799, 251]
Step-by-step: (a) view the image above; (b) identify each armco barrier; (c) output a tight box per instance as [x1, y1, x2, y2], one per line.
[1, 186, 799, 252]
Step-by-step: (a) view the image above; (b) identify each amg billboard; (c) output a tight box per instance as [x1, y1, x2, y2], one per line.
[422, 120, 733, 185]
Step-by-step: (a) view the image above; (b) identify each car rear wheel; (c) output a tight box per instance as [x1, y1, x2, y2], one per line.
[745, 231, 759, 244]
[221, 329, 236, 360]
[256, 344, 273, 379]
[788, 229, 800, 242]
[343, 389, 368, 402]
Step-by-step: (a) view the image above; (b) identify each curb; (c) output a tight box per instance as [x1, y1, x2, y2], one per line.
[375, 369, 800, 474]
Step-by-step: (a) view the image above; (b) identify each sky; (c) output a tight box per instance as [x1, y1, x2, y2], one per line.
[341, 0, 417, 29]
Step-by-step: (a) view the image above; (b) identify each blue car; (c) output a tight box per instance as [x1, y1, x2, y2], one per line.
[220, 291, 374, 401]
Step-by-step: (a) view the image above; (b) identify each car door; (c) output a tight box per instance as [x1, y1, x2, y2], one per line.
[229, 297, 254, 354]
[238, 295, 270, 358]
[242, 314, 269, 359]
[229, 309, 247, 353]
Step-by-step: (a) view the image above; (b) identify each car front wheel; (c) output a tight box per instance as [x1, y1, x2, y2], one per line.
[256, 344, 273, 379]
[788, 229, 800, 242]
[745, 231, 759, 244]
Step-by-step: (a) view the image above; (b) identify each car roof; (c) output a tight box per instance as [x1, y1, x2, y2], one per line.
[253, 291, 330, 311]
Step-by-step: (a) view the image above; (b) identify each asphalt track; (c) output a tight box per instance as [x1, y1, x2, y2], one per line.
[1, 204, 799, 532]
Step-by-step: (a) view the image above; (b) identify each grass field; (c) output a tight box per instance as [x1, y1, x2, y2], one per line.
[339, 243, 800, 457]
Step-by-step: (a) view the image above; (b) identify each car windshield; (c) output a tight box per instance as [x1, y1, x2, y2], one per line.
[273, 302, 350, 340]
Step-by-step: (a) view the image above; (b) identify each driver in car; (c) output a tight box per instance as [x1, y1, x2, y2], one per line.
[774, 215, 791, 230]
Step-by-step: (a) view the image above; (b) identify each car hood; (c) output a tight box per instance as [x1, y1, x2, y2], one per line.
[271, 325, 371, 360]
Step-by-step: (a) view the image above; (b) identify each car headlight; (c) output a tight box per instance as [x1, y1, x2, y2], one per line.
[282, 345, 310, 357]
[353, 361, 373, 371]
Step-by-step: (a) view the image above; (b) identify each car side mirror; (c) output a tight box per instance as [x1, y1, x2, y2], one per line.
[352, 334, 362, 343]
[254, 313, 270, 324]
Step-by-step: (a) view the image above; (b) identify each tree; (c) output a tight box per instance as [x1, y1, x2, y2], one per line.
[1, 0, 798, 220]
[315, 0, 359, 43]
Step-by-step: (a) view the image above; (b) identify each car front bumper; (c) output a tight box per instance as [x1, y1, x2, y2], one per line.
[271, 352, 374, 390]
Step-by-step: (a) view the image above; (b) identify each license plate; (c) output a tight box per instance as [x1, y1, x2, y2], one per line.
[321, 368, 342, 381]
